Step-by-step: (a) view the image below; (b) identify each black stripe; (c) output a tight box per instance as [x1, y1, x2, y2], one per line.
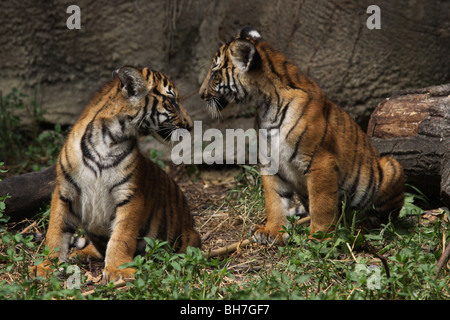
[153, 88, 163, 96]
[261, 96, 272, 118]
[273, 91, 282, 121]
[59, 192, 81, 221]
[379, 158, 397, 200]
[119, 118, 127, 134]
[348, 136, 367, 199]
[305, 103, 331, 173]
[101, 119, 118, 145]
[137, 95, 149, 125]
[277, 190, 293, 199]
[304, 108, 330, 174]
[115, 192, 134, 210]
[80, 123, 101, 176]
[224, 68, 230, 89]
[62, 225, 77, 234]
[87, 232, 109, 256]
[59, 193, 70, 203]
[230, 67, 241, 98]
[149, 97, 158, 124]
[109, 171, 134, 194]
[358, 163, 375, 207]
[272, 98, 288, 124]
[259, 46, 280, 79]
[323, 100, 332, 122]
[103, 141, 136, 169]
[275, 172, 289, 184]
[289, 128, 307, 162]
[144, 68, 152, 81]
[275, 100, 290, 127]
[286, 95, 311, 140]
[238, 77, 248, 97]
[283, 60, 300, 89]
[222, 45, 230, 66]
[60, 162, 81, 194]
[353, 137, 370, 198]
[345, 120, 361, 192]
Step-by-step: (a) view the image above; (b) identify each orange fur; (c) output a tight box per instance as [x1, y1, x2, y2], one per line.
[32, 66, 200, 281]
[200, 26, 404, 244]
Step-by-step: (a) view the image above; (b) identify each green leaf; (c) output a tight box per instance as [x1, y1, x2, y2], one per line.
[171, 261, 181, 272]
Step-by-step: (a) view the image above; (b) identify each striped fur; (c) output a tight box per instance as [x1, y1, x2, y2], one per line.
[33, 66, 201, 281]
[199, 26, 404, 243]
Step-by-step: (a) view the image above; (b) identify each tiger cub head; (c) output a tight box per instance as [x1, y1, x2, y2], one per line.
[115, 66, 193, 142]
[199, 25, 262, 118]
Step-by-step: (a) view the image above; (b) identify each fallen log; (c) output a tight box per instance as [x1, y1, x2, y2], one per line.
[0, 165, 56, 222]
[367, 84, 450, 206]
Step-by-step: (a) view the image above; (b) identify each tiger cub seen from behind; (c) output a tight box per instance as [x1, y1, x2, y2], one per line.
[33, 66, 201, 282]
[199, 26, 404, 244]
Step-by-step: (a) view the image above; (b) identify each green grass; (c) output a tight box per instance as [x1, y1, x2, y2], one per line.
[0, 164, 449, 300]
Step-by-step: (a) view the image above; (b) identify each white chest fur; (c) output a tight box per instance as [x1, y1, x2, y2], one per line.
[67, 128, 137, 235]
[71, 166, 119, 235]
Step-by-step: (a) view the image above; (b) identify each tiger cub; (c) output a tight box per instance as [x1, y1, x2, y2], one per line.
[199, 26, 404, 244]
[33, 66, 201, 281]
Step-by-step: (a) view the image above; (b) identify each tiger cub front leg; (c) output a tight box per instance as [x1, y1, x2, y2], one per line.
[252, 174, 292, 245]
[307, 155, 339, 237]
[31, 186, 73, 277]
[103, 195, 142, 282]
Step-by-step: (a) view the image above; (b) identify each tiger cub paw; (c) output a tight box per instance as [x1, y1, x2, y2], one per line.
[30, 262, 53, 279]
[251, 225, 289, 245]
[103, 266, 135, 283]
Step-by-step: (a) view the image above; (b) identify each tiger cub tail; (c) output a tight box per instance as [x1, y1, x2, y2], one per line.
[373, 156, 405, 223]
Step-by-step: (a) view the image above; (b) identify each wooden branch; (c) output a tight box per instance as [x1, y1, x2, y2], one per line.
[437, 242, 450, 277]
[81, 278, 130, 297]
[204, 239, 252, 258]
[204, 217, 311, 259]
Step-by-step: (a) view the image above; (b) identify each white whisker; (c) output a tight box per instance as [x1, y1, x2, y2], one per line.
[207, 98, 223, 120]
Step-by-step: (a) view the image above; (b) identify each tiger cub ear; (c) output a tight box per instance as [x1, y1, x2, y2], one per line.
[230, 40, 256, 73]
[117, 66, 150, 100]
[237, 25, 262, 41]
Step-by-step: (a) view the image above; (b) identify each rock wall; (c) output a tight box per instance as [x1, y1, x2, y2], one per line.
[1, 0, 449, 129]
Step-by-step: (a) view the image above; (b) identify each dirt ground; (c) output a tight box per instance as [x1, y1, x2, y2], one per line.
[169, 164, 281, 280]
[171, 165, 265, 249]
[174, 165, 246, 248]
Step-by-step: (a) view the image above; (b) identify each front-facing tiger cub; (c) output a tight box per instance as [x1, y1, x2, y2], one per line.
[199, 26, 404, 244]
[33, 66, 201, 281]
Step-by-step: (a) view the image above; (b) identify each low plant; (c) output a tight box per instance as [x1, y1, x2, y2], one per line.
[0, 89, 66, 173]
